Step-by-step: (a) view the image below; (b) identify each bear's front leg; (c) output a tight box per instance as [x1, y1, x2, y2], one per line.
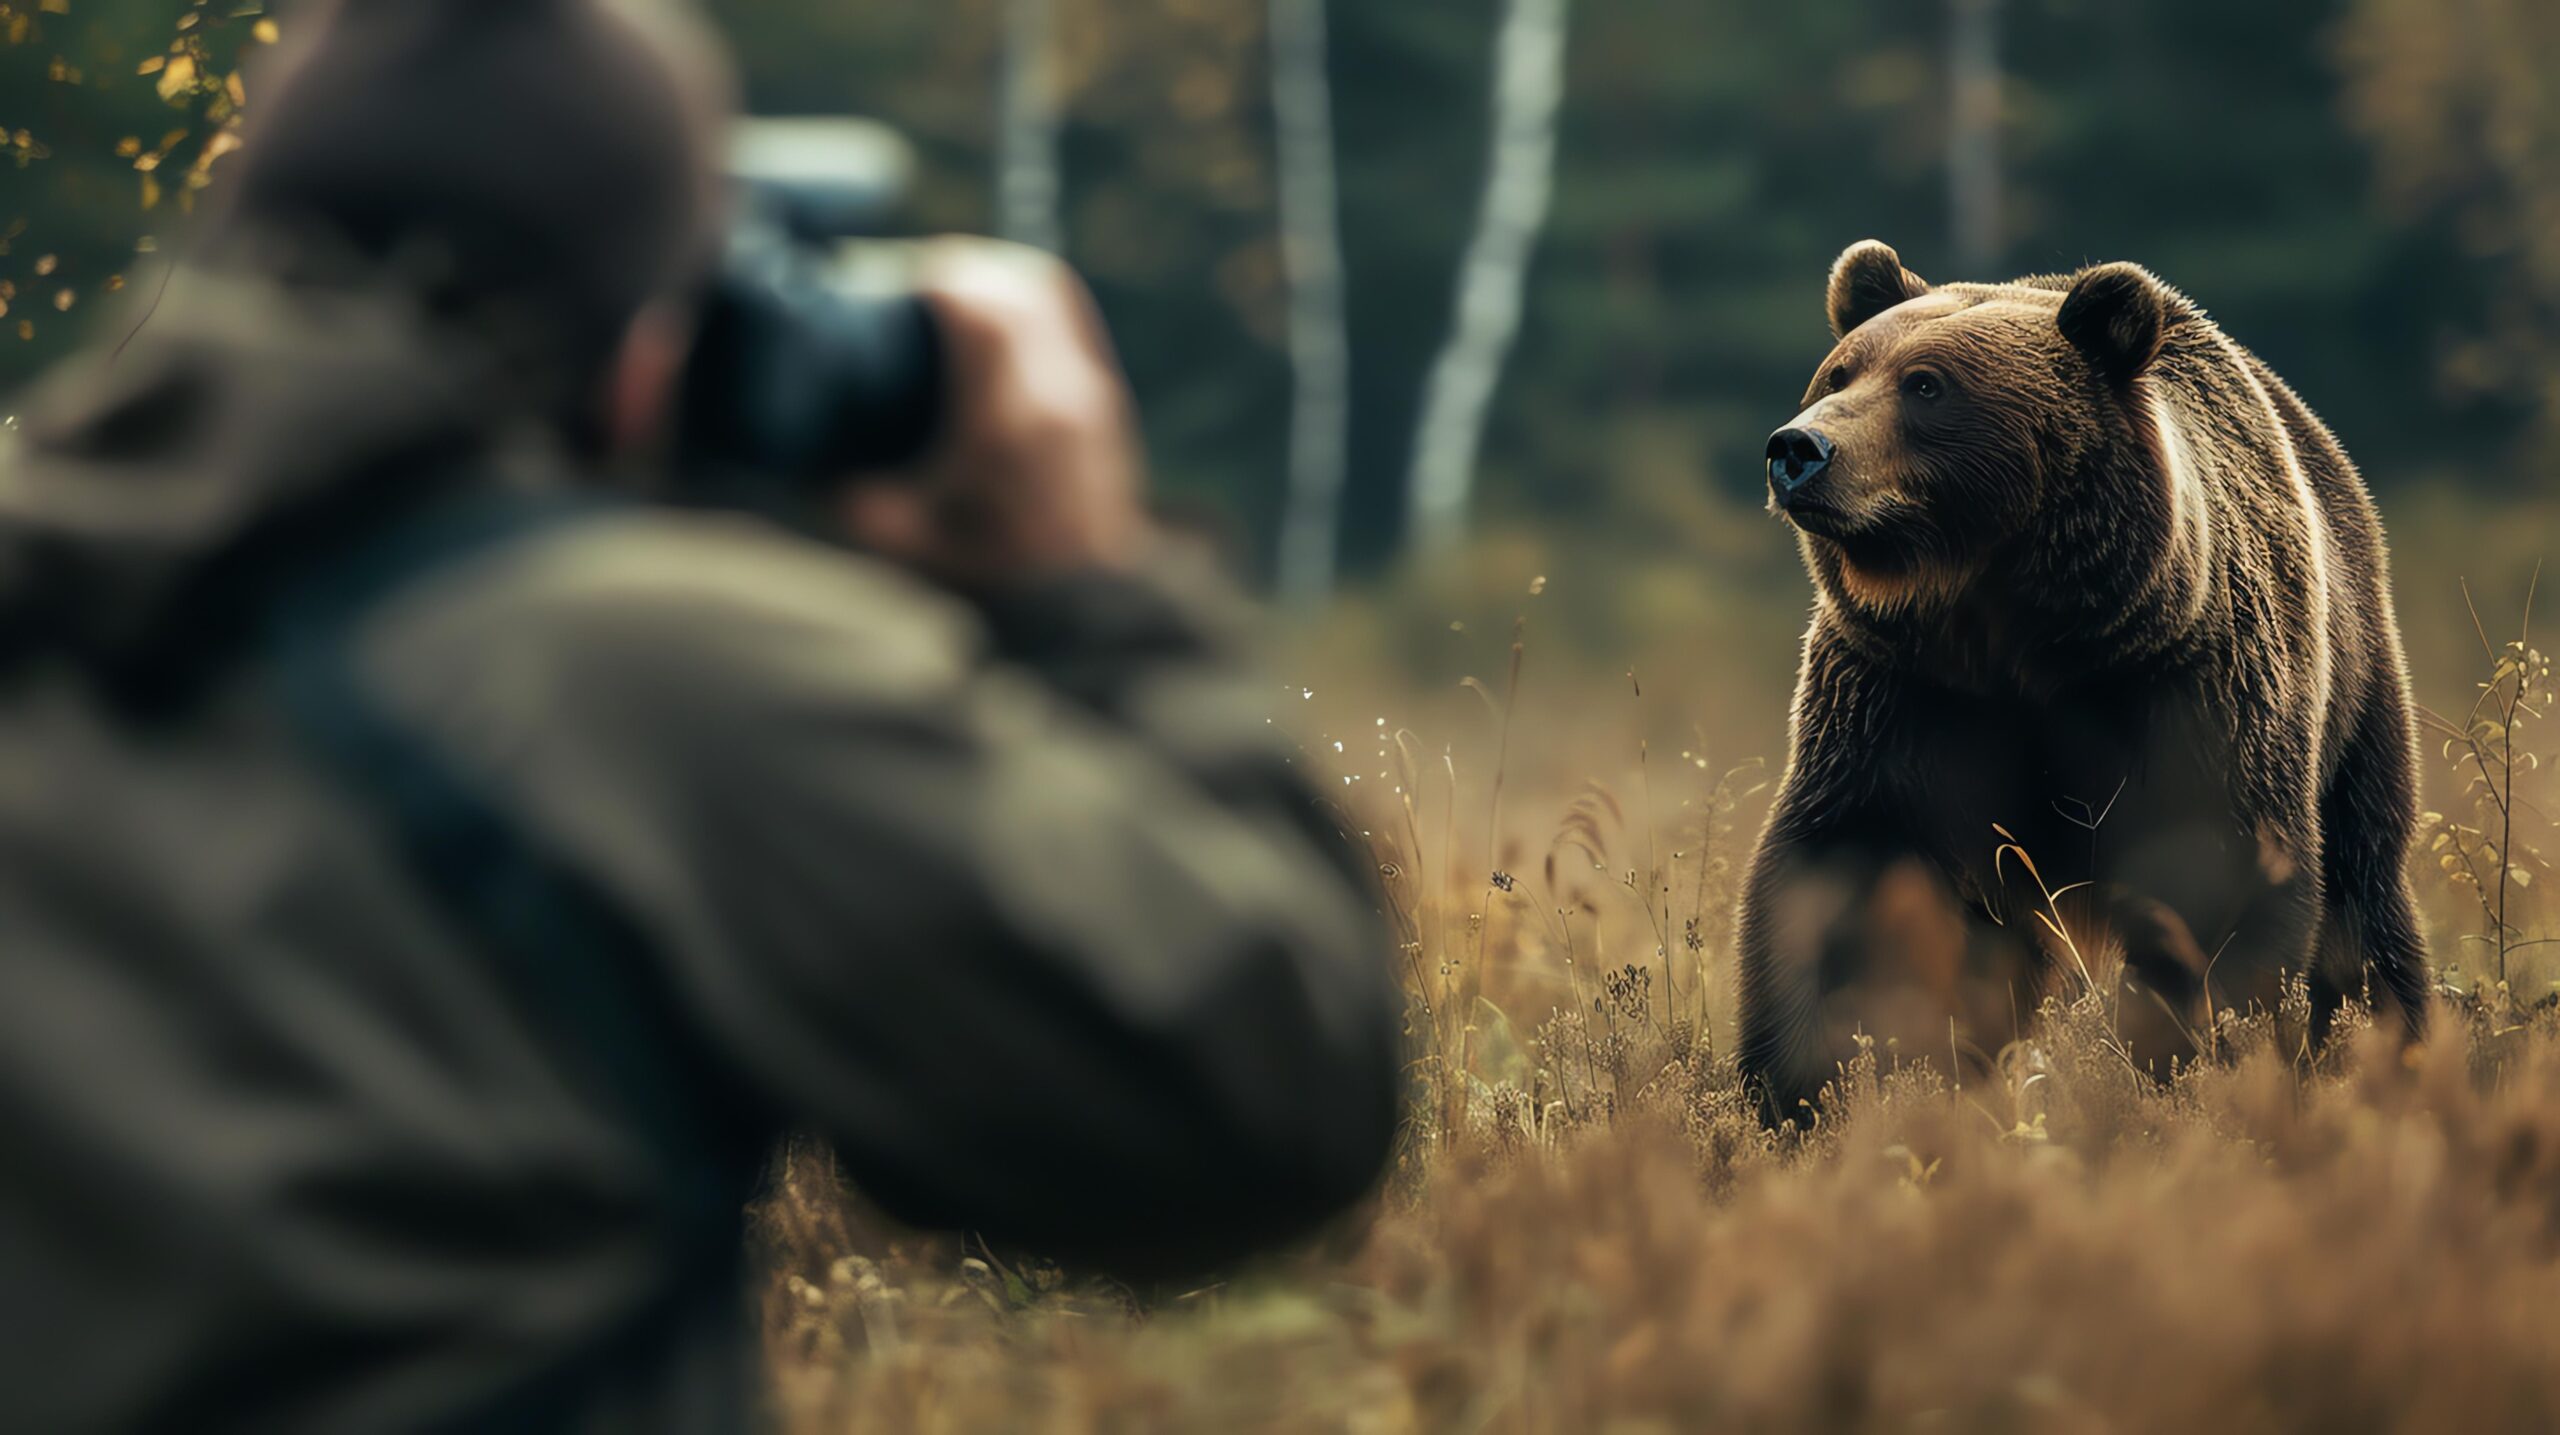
[2099, 886, 2214, 1076]
[1737, 814, 2038, 1126]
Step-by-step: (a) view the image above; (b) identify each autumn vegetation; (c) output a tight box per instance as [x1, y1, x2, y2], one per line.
[757, 488, 2560, 1433]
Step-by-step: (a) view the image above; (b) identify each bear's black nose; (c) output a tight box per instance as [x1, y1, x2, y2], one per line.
[1766, 427, 1836, 499]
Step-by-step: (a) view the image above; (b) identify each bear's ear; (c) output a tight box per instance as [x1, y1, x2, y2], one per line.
[2058, 262, 2172, 387]
[1827, 240, 1932, 338]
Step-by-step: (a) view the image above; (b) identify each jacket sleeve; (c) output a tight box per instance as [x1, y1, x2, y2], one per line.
[364, 515, 1404, 1278]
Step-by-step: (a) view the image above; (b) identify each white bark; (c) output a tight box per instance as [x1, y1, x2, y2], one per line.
[997, 0, 1064, 253]
[1948, 0, 2002, 272]
[1404, 0, 1571, 558]
[1270, 0, 1352, 609]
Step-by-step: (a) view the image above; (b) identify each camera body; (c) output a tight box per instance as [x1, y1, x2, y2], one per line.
[675, 119, 946, 520]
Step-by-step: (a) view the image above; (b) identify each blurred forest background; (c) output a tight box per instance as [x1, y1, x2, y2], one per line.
[2, 0, 2555, 720]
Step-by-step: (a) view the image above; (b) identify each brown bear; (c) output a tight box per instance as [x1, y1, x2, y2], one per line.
[1735, 239, 2430, 1123]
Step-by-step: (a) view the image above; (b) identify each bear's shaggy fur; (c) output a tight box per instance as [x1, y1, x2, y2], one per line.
[1737, 239, 2430, 1123]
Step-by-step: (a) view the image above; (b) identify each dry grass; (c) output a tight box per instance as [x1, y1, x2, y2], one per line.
[759, 1005, 2560, 1433]
[758, 513, 2560, 1434]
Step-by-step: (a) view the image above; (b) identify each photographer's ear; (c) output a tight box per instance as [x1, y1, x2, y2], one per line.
[601, 302, 693, 459]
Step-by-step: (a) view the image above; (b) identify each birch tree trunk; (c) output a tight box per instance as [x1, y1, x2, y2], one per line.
[997, 0, 1063, 253]
[1404, 0, 1572, 558]
[1269, 0, 1352, 609]
[1947, 0, 2003, 273]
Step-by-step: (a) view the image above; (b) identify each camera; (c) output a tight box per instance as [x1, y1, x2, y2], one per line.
[675, 119, 947, 519]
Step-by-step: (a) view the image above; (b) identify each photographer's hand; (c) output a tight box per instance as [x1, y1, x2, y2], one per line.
[838, 240, 1150, 581]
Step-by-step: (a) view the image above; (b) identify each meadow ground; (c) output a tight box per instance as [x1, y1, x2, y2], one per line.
[757, 488, 2560, 1434]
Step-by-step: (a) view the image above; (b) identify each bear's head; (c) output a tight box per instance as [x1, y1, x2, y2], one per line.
[1767, 239, 2189, 621]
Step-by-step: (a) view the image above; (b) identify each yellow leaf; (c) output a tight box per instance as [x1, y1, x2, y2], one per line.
[32, 254, 55, 277]
[253, 19, 281, 45]
[40, 0, 68, 12]
[137, 56, 166, 76]
[51, 289, 72, 313]
[15, 321, 32, 342]
[140, 173, 161, 210]
[225, 72, 245, 107]
[155, 54, 196, 103]
[115, 136, 141, 158]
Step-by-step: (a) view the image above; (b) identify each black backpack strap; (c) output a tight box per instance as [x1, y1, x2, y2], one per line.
[264, 489, 764, 1432]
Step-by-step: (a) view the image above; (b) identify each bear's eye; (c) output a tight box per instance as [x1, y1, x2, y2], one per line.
[1825, 366, 1852, 393]
[1901, 370, 1946, 403]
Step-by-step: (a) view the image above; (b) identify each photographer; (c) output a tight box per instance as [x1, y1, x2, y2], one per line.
[0, 1, 1401, 1430]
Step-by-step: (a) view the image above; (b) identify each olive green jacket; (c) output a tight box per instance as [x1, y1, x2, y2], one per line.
[0, 274, 1402, 1432]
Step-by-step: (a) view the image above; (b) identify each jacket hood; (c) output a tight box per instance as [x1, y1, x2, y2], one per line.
[0, 269, 548, 703]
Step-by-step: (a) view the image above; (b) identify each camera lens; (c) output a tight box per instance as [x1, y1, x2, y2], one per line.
[677, 233, 946, 512]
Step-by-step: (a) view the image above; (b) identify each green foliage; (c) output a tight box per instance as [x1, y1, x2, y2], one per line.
[0, 0, 266, 369]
